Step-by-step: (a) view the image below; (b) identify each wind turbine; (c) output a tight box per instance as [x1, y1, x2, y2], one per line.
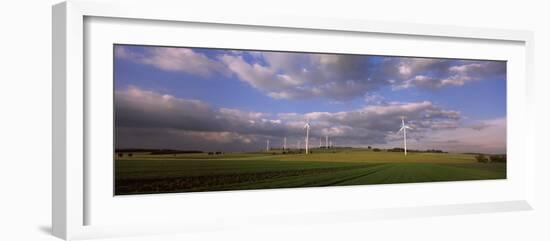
[325, 135, 329, 149]
[397, 116, 412, 156]
[283, 137, 287, 151]
[304, 120, 311, 154]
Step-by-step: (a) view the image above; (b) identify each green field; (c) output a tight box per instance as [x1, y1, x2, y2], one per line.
[115, 148, 506, 195]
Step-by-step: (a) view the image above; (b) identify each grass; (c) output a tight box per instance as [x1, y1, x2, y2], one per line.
[115, 149, 506, 195]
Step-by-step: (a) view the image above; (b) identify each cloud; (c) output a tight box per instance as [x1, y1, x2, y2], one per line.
[219, 54, 300, 92]
[364, 94, 386, 105]
[115, 86, 295, 138]
[116, 127, 258, 151]
[413, 118, 506, 154]
[291, 101, 461, 145]
[220, 52, 505, 99]
[116, 46, 506, 100]
[115, 45, 227, 77]
[468, 121, 492, 131]
[114, 87, 489, 152]
[390, 58, 506, 90]
[220, 52, 387, 100]
[219, 52, 505, 99]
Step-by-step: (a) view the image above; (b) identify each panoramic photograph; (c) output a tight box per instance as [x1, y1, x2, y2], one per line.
[114, 44, 507, 195]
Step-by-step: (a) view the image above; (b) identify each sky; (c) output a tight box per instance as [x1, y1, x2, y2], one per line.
[114, 44, 507, 154]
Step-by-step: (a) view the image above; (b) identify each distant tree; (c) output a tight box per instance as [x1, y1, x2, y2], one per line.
[475, 154, 488, 163]
[388, 147, 404, 152]
[373, 148, 381, 152]
[367, 146, 372, 150]
[117, 153, 123, 157]
[150, 150, 203, 155]
[489, 155, 507, 163]
[127, 153, 133, 157]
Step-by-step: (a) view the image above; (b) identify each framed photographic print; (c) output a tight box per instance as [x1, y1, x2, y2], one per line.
[53, 0, 535, 240]
[113, 44, 508, 195]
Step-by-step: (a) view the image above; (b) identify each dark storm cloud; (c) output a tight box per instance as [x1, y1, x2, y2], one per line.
[115, 87, 464, 151]
[115, 87, 288, 137]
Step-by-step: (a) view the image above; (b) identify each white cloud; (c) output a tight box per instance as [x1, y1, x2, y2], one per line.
[390, 59, 505, 90]
[219, 55, 299, 91]
[115, 45, 227, 77]
[364, 94, 386, 105]
[395, 58, 442, 78]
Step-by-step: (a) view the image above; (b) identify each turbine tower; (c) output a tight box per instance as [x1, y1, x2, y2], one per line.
[283, 137, 287, 151]
[319, 138, 322, 148]
[397, 116, 412, 156]
[266, 139, 270, 151]
[304, 120, 311, 154]
[325, 135, 329, 149]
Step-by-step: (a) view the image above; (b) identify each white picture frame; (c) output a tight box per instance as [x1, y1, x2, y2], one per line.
[52, 0, 535, 240]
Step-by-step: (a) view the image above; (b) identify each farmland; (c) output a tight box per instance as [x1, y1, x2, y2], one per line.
[115, 148, 506, 195]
